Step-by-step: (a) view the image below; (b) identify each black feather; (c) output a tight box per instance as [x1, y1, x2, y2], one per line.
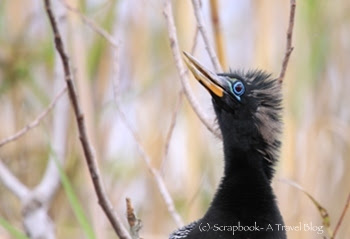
[170, 70, 286, 239]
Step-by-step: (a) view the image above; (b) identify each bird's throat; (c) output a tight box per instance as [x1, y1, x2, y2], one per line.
[204, 146, 284, 229]
[214, 150, 272, 209]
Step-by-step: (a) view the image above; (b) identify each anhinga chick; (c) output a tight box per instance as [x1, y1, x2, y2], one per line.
[169, 52, 286, 239]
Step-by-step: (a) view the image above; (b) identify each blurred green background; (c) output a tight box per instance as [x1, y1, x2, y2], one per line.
[0, 0, 349, 238]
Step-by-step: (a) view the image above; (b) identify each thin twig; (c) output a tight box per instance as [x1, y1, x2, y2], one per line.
[209, 0, 227, 70]
[44, 1, 131, 238]
[116, 108, 184, 227]
[191, 0, 222, 72]
[0, 86, 67, 148]
[62, 1, 184, 227]
[161, 28, 200, 169]
[278, 0, 296, 83]
[163, 0, 221, 139]
[0, 60, 69, 238]
[160, 90, 184, 174]
[60, 0, 119, 48]
[126, 198, 142, 239]
[332, 192, 350, 239]
[160, 28, 201, 173]
[112, 93, 184, 228]
[110, 34, 184, 227]
[191, 27, 200, 55]
[35, 75, 70, 204]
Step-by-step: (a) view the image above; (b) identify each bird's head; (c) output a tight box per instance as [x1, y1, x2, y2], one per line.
[183, 52, 282, 179]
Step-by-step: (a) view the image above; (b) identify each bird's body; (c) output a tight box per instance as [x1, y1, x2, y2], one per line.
[170, 53, 286, 239]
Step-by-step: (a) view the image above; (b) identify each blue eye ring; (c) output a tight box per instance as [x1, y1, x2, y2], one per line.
[232, 81, 245, 96]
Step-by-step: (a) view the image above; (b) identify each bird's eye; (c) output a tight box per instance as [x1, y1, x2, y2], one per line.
[232, 81, 245, 96]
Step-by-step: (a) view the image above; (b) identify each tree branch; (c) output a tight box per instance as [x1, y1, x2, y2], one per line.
[278, 0, 296, 83]
[112, 89, 184, 227]
[114, 109, 185, 226]
[44, 1, 131, 238]
[0, 86, 67, 148]
[332, 192, 350, 239]
[160, 28, 200, 173]
[59, 0, 119, 48]
[113, 109, 185, 225]
[34, 76, 69, 203]
[163, 0, 221, 139]
[0, 37, 69, 239]
[191, 0, 222, 72]
[60, 0, 184, 227]
[0, 159, 29, 200]
[160, 90, 183, 173]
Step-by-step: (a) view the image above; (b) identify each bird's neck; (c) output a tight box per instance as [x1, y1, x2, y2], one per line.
[222, 144, 265, 177]
[198, 134, 286, 238]
[208, 144, 279, 219]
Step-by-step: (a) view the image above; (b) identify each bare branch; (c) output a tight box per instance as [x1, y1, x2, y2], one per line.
[160, 29, 200, 172]
[109, 31, 184, 226]
[126, 198, 142, 239]
[0, 46, 69, 239]
[61, 0, 184, 227]
[0, 159, 29, 200]
[163, 0, 221, 139]
[59, 0, 119, 48]
[0, 158, 56, 239]
[332, 192, 350, 239]
[191, 0, 222, 72]
[116, 106, 184, 227]
[34, 76, 69, 203]
[0, 86, 67, 148]
[191, 27, 200, 54]
[44, 1, 131, 238]
[278, 0, 296, 83]
[160, 90, 183, 174]
[209, 0, 227, 70]
[112, 88, 184, 227]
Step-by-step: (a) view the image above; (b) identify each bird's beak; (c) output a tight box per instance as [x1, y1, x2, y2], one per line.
[183, 52, 224, 98]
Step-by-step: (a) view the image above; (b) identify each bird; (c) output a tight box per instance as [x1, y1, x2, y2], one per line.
[169, 52, 286, 239]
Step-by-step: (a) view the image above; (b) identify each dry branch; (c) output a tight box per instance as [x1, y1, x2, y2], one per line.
[34, 76, 70, 203]
[191, 0, 222, 72]
[161, 28, 200, 172]
[113, 104, 184, 227]
[0, 86, 67, 148]
[62, 0, 184, 227]
[109, 28, 184, 227]
[160, 90, 183, 173]
[44, 0, 131, 238]
[163, 0, 221, 139]
[332, 192, 350, 239]
[0, 159, 29, 200]
[278, 0, 296, 83]
[0, 46, 69, 239]
[60, 0, 119, 48]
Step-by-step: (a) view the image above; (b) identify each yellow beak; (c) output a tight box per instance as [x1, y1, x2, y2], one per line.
[183, 52, 224, 98]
